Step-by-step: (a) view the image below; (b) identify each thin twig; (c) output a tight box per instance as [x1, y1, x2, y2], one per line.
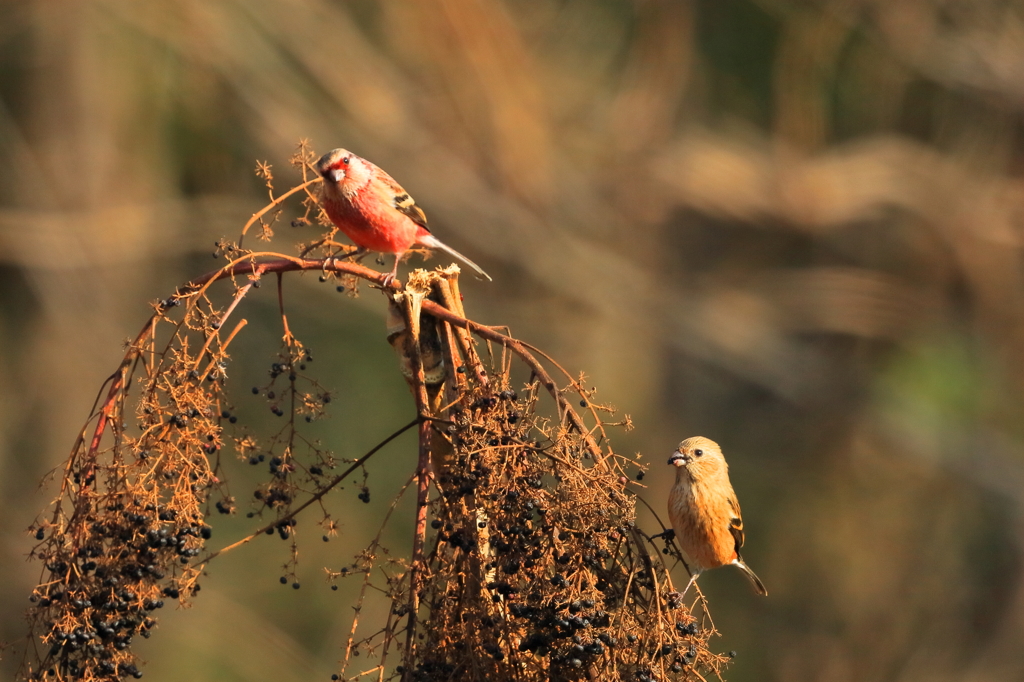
[201, 418, 419, 561]
[239, 177, 322, 246]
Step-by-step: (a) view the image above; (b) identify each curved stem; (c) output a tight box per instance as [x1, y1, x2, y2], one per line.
[418, 299, 607, 468]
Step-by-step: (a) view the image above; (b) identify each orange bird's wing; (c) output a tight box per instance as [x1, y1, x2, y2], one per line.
[727, 496, 745, 554]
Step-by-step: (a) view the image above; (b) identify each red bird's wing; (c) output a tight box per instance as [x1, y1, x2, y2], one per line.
[727, 496, 745, 553]
[373, 172, 430, 232]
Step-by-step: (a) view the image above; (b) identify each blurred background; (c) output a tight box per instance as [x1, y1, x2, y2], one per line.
[3, 0, 1024, 680]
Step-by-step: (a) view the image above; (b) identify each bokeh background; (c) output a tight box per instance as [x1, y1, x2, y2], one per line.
[3, 0, 1024, 680]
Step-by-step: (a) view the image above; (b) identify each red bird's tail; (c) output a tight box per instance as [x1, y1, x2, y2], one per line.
[418, 234, 492, 281]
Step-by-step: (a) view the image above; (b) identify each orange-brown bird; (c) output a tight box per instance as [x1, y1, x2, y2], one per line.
[666, 436, 767, 597]
[315, 148, 491, 285]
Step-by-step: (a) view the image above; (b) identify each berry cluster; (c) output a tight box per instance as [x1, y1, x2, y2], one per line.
[29, 499, 211, 680]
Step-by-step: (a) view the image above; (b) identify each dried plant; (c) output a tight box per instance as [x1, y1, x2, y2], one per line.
[20, 144, 731, 682]
[8, 3, 1024, 682]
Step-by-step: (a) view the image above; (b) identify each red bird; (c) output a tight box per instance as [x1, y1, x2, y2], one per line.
[315, 148, 491, 285]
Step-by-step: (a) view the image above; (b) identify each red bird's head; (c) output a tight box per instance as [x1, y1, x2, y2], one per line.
[315, 148, 372, 197]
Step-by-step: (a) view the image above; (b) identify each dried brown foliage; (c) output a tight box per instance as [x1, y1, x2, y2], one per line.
[21, 146, 729, 682]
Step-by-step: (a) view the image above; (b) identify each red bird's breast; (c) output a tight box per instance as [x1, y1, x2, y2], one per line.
[322, 186, 424, 255]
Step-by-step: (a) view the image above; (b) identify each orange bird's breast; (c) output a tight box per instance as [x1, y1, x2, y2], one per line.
[668, 478, 738, 573]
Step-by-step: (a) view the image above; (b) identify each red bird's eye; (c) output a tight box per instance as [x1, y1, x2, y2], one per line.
[342, 157, 350, 165]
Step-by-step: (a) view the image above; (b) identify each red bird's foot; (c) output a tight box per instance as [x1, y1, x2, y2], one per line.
[380, 255, 402, 288]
